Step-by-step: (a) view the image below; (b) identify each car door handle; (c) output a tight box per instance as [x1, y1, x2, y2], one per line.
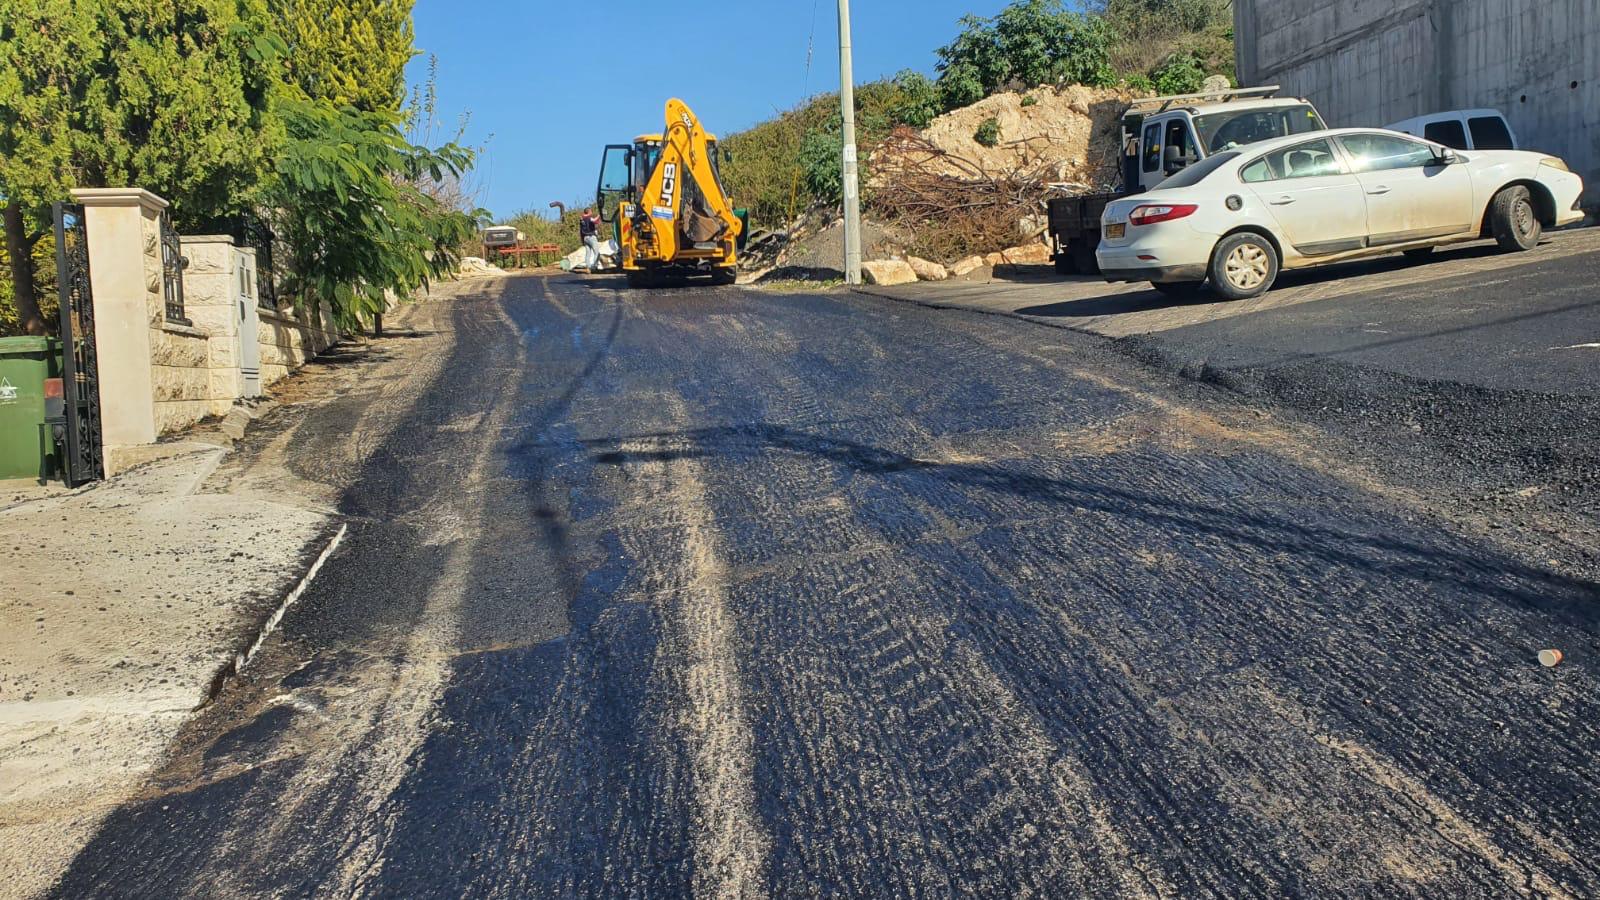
[1270, 196, 1295, 205]
[1366, 186, 1391, 195]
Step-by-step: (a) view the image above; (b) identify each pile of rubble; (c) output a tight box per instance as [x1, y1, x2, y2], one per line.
[861, 83, 1139, 270]
[454, 256, 507, 279]
[909, 84, 1135, 186]
[741, 85, 1140, 284]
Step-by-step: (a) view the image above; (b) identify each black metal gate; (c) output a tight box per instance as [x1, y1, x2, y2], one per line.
[234, 215, 278, 309]
[52, 202, 103, 486]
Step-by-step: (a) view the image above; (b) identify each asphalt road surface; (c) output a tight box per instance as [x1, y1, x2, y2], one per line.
[1131, 245, 1600, 397]
[51, 274, 1600, 898]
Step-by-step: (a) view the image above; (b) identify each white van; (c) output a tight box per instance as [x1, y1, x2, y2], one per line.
[1385, 109, 1518, 151]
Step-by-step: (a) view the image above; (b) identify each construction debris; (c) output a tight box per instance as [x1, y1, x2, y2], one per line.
[866, 84, 1137, 263]
[454, 256, 507, 278]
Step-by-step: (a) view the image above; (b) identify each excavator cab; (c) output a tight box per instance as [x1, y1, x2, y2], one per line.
[594, 100, 742, 287]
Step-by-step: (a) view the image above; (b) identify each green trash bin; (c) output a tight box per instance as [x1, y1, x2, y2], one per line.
[0, 336, 61, 480]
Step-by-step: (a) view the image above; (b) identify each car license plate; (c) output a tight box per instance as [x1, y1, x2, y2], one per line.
[1105, 222, 1126, 239]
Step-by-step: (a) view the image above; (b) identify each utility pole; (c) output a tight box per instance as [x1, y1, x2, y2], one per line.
[837, 0, 863, 284]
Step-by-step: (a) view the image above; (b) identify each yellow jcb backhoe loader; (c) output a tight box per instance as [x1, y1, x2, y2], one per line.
[596, 99, 744, 288]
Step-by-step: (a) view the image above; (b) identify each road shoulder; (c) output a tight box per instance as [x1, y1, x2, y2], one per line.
[0, 295, 461, 899]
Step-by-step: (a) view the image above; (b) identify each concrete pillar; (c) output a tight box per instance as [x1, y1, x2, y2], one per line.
[71, 188, 166, 474]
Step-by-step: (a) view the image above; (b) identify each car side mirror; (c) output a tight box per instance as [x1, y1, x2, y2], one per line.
[1433, 147, 1461, 166]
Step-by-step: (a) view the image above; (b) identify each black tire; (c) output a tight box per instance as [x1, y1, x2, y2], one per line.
[1489, 185, 1541, 251]
[1151, 281, 1204, 299]
[1402, 246, 1435, 260]
[1208, 232, 1279, 300]
[1054, 253, 1077, 275]
[710, 267, 737, 286]
[625, 270, 652, 289]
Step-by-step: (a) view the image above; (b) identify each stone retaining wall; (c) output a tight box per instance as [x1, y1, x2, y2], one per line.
[259, 303, 338, 389]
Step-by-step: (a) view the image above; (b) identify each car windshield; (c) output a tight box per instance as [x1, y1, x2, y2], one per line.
[1192, 103, 1326, 153]
[1159, 150, 1241, 188]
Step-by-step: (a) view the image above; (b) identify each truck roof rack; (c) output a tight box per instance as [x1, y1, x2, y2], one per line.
[1126, 85, 1282, 114]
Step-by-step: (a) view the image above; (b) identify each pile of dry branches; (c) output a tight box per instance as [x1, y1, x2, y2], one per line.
[868, 127, 1079, 262]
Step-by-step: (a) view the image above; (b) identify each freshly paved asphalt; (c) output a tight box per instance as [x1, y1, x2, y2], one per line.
[1135, 247, 1600, 397]
[50, 274, 1600, 898]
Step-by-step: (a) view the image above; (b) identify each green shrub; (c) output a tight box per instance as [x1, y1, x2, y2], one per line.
[935, 0, 1116, 106]
[884, 70, 942, 128]
[974, 117, 1002, 147]
[1021, 95, 1039, 107]
[800, 130, 844, 205]
[1123, 73, 1155, 93]
[721, 75, 934, 228]
[1150, 51, 1206, 95]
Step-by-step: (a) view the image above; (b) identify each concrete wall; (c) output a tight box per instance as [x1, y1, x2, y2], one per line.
[1234, 0, 1600, 209]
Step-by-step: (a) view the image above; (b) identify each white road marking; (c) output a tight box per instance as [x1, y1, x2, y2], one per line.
[1550, 342, 1600, 350]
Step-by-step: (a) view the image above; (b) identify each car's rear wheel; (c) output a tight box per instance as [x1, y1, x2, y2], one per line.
[1209, 232, 1279, 300]
[1489, 185, 1541, 251]
[1151, 281, 1204, 299]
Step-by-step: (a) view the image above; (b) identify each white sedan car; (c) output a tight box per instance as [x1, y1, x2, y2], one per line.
[1096, 127, 1586, 299]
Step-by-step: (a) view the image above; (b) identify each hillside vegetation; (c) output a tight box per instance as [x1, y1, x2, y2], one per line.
[723, 0, 1233, 231]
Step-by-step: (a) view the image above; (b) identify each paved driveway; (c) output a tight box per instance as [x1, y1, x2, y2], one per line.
[861, 228, 1600, 351]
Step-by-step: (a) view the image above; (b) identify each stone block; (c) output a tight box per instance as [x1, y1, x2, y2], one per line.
[149, 328, 210, 369]
[996, 242, 1052, 264]
[950, 255, 987, 277]
[153, 399, 211, 435]
[261, 364, 290, 388]
[207, 338, 239, 369]
[906, 257, 948, 282]
[185, 305, 235, 337]
[151, 365, 210, 402]
[219, 407, 251, 440]
[177, 240, 235, 275]
[260, 341, 287, 367]
[181, 274, 233, 309]
[208, 368, 242, 403]
[860, 259, 918, 286]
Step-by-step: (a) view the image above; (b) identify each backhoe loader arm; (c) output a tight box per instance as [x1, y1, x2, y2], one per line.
[639, 98, 743, 262]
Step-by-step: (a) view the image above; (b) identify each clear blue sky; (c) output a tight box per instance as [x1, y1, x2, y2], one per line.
[406, 1, 1019, 221]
